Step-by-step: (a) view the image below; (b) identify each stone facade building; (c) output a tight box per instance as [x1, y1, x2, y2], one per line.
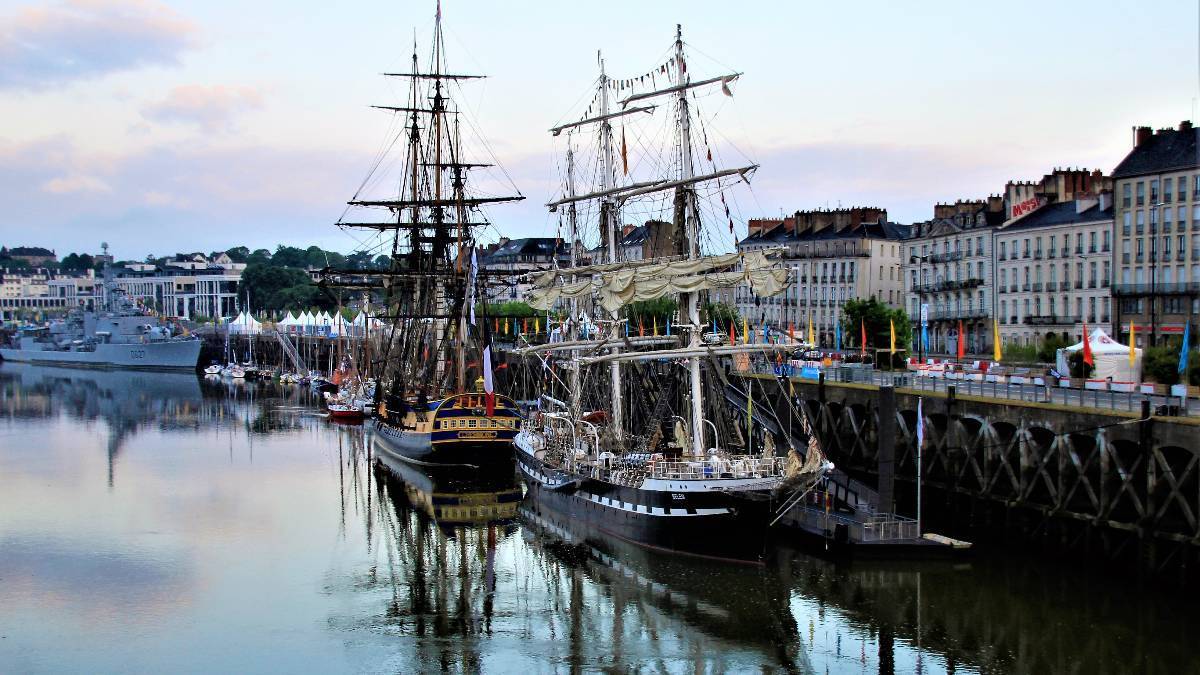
[1110, 122, 1200, 346]
[902, 198, 1005, 356]
[994, 192, 1114, 348]
[735, 207, 908, 344]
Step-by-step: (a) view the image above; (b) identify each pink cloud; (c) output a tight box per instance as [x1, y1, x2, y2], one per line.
[0, 0, 198, 90]
[142, 84, 264, 132]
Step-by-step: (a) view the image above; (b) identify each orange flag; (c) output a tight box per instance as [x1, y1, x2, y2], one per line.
[860, 318, 867, 355]
[729, 321, 736, 345]
[788, 322, 795, 341]
[638, 319, 645, 337]
[621, 126, 629, 175]
[957, 320, 965, 360]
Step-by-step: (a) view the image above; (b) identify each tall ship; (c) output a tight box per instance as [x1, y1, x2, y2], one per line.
[0, 276, 201, 371]
[321, 4, 523, 466]
[514, 27, 827, 560]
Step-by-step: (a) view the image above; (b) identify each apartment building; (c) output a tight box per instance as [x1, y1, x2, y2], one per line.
[735, 207, 908, 344]
[1111, 121, 1200, 346]
[902, 198, 1005, 355]
[994, 193, 1114, 347]
[480, 237, 571, 303]
[0, 268, 99, 320]
[111, 253, 244, 320]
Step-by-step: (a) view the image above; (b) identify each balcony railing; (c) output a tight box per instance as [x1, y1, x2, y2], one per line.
[1113, 282, 1200, 296]
[929, 251, 963, 263]
[1048, 249, 1057, 259]
[1061, 247, 1069, 257]
[1022, 283, 1031, 291]
[1023, 315, 1082, 326]
[927, 307, 990, 321]
[1032, 282, 1043, 291]
[1034, 250, 1044, 259]
[1059, 281, 1070, 291]
[912, 277, 984, 293]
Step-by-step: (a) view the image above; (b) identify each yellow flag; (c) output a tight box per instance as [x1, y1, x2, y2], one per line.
[993, 318, 1002, 361]
[1129, 320, 1136, 367]
[653, 317, 659, 336]
[808, 316, 815, 347]
[535, 317, 540, 333]
[742, 316, 749, 344]
[889, 319, 896, 355]
[504, 317, 509, 333]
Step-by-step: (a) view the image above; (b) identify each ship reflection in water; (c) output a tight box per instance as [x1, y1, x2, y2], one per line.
[0, 363, 1195, 673]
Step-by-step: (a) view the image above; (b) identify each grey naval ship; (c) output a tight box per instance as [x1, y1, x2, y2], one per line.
[1, 285, 201, 371]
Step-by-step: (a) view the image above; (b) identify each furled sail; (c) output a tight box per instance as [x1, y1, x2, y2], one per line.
[527, 250, 789, 312]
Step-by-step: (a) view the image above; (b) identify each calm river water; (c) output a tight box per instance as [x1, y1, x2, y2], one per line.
[0, 363, 1194, 674]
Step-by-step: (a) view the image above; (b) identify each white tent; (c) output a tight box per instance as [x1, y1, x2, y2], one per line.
[228, 311, 263, 335]
[1056, 327, 1142, 382]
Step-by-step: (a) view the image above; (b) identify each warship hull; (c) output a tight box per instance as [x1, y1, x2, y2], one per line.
[0, 339, 202, 370]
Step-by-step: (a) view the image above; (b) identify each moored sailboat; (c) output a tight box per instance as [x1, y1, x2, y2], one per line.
[514, 26, 826, 561]
[321, 3, 524, 466]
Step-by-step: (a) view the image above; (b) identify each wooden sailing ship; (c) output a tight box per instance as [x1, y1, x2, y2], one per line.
[321, 4, 522, 466]
[513, 26, 827, 560]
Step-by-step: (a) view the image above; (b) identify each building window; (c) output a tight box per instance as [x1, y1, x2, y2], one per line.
[1165, 177, 1174, 202]
[1194, 174, 1200, 199]
[999, 241, 1006, 259]
[1136, 181, 1145, 206]
[1136, 210, 1145, 235]
[1123, 183, 1132, 208]
[1150, 179, 1160, 204]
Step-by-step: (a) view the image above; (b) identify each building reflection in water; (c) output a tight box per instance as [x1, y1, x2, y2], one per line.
[0, 363, 319, 487]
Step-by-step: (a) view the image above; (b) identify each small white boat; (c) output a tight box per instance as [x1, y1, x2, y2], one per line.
[230, 365, 246, 379]
[203, 364, 222, 376]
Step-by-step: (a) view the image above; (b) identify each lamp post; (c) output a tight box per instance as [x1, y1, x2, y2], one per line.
[1149, 201, 1166, 347]
[911, 253, 929, 364]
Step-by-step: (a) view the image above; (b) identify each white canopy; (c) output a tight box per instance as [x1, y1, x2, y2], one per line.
[1056, 328, 1142, 381]
[229, 311, 263, 334]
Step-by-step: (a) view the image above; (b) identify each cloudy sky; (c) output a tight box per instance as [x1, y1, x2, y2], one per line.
[0, 0, 1196, 260]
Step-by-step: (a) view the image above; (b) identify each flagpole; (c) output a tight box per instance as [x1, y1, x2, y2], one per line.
[916, 396, 923, 537]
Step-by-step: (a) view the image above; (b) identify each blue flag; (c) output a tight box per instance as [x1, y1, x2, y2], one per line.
[712, 319, 718, 336]
[1180, 321, 1191, 374]
[921, 324, 929, 355]
[763, 324, 770, 343]
[666, 317, 672, 336]
[835, 320, 842, 351]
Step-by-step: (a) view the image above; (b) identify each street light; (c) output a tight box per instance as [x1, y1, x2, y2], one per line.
[1150, 200, 1166, 347]
[910, 253, 929, 364]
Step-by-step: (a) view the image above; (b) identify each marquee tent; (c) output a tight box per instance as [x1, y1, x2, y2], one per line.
[1056, 327, 1142, 382]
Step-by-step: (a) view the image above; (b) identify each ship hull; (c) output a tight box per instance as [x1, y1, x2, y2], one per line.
[515, 434, 775, 562]
[371, 417, 515, 466]
[0, 339, 202, 371]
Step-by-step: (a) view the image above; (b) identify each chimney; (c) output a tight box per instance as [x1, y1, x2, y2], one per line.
[1182, 120, 1194, 133]
[1097, 191, 1112, 212]
[621, 224, 635, 238]
[1135, 126, 1153, 147]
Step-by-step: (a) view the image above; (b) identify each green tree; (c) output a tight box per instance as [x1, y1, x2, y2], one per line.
[241, 263, 327, 311]
[247, 248, 272, 265]
[224, 246, 250, 263]
[627, 298, 677, 330]
[1036, 334, 1069, 363]
[346, 250, 375, 270]
[271, 245, 307, 268]
[1143, 346, 1181, 385]
[840, 297, 912, 353]
[703, 301, 740, 327]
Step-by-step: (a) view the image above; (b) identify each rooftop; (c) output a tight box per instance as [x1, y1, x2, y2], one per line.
[1112, 122, 1199, 179]
[998, 199, 1113, 233]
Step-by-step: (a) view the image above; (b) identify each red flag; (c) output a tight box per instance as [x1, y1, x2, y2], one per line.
[957, 320, 965, 360]
[1082, 321, 1094, 366]
[788, 322, 795, 341]
[729, 321, 736, 345]
[860, 318, 867, 355]
[638, 319, 645, 337]
[621, 126, 629, 176]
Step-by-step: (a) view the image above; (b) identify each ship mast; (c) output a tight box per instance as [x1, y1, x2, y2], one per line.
[565, 142, 581, 415]
[671, 26, 705, 457]
[598, 53, 624, 441]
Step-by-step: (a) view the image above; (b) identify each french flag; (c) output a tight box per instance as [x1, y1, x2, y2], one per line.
[482, 311, 495, 416]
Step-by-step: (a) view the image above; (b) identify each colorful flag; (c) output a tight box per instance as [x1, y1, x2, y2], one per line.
[742, 316, 749, 345]
[534, 317, 540, 333]
[889, 319, 896, 356]
[1129, 320, 1136, 367]
[621, 126, 629, 175]
[638, 319, 644, 337]
[788, 322, 795, 341]
[860, 318, 867, 355]
[835, 319, 842, 352]
[762, 323, 769, 343]
[807, 316, 815, 346]
[1082, 321, 1093, 366]
[993, 318, 1002, 362]
[653, 317, 659, 337]
[1179, 321, 1191, 375]
[667, 317, 672, 336]
[956, 320, 965, 360]
[916, 397, 924, 449]
[482, 313, 496, 416]
[729, 320, 736, 345]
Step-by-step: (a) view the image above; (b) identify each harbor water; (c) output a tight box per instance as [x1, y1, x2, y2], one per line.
[0, 363, 1194, 674]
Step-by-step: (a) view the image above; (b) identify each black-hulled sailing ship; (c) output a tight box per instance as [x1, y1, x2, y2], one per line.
[514, 27, 827, 560]
[322, 5, 522, 466]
